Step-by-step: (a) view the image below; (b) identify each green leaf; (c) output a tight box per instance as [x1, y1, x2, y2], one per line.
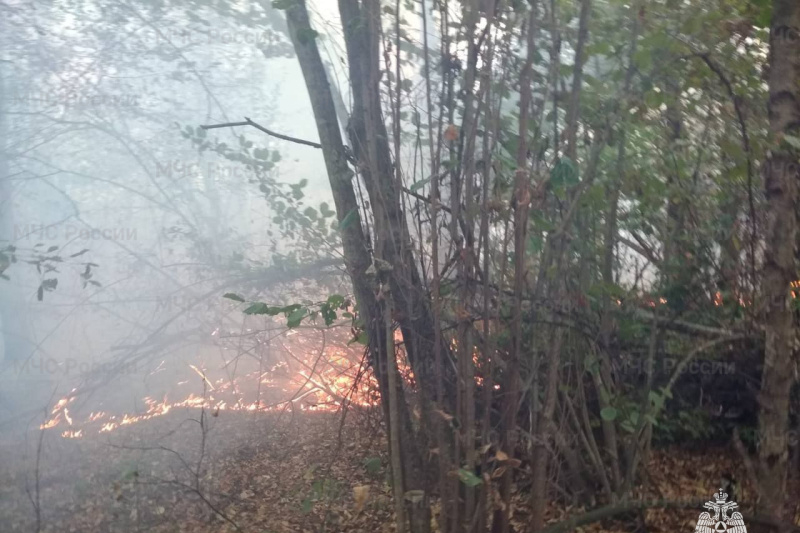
[281, 303, 302, 314]
[243, 302, 270, 315]
[327, 294, 345, 307]
[296, 28, 319, 44]
[320, 303, 337, 326]
[633, 47, 653, 71]
[364, 457, 382, 476]
[600, 406, 618, 421]
[223, 293, 246, 303]
[409, 175, 432, 192]
[753, 0, 771, 27]
[527, 234, 544, 253]
[784, 135, 800, 150]
[550, 157, 580, 190]
[457, 468, 483, 488]
[286, 307, 308, 328]
[648, 390, 667, 412]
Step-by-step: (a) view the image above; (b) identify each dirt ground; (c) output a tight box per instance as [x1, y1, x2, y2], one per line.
[0, 405, 391, 533]
[3, 399, 796, 533]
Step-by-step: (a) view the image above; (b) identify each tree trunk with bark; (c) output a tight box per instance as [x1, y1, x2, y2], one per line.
[285, 3, 432, 531]
[755, 0, 800, 525]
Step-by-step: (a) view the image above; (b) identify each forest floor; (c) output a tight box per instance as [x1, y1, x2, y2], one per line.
[3, 404, 797, 533]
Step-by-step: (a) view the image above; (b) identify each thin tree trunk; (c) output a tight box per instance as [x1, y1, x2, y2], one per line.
[563, 0, 592, 160]
[420, 3, 452, 531]
[496, 6, 537, 533]
[455, 1, 487, 527]
[386, 288, 407, 533]
[284, 6, 429, 532]
[531, 0, 593, 523]
[756, 0, 800, 524]
[597, 4, 642, 496]
[529, 254, 567, 532]
[338, 0, 453, 411]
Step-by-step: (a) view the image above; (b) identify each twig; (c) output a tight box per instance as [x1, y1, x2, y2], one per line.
[686, 52, 756, 293]
[631, 307, 745, 338]
[200, 117, 323, 149]
[401, 185, 453, 213]
[25, 389, 57, 533]
[106, 382, 243, 533]
[27, 408, 46, 533]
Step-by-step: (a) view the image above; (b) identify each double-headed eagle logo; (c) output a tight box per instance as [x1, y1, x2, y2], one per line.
[694, 489, 747, 533]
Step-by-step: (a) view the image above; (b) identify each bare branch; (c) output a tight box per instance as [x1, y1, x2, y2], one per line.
[200, 117, 322, 149]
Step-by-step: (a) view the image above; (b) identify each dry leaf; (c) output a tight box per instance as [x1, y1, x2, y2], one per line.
[353, 485, 370, 514]
[492, 466, 507, 479]
[434, 409, 454, 421]
[444, 124, 459, 142]
[455, 306, 472, 321]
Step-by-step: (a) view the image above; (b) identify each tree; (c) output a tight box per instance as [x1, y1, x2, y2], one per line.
[194, 0, 800, 531]
[754, 0, 800, 525]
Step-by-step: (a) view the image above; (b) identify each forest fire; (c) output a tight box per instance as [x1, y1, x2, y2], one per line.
[36, 280, 800, 441]
[38, 338, 380, 439]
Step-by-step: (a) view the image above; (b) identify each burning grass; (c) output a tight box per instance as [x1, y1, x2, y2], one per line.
[38, 326, 380, 439]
